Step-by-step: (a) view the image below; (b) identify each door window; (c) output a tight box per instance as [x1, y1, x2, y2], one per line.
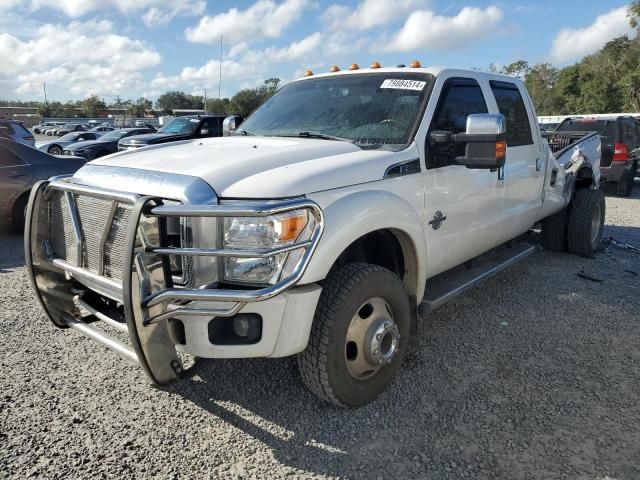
[428, 78, 488, 169]
[489, 81, 533, 147]
[201, 118, 221, 136]
[0, 146, 26, 167]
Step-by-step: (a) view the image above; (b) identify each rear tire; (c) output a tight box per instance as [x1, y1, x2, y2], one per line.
[616, 168, 633, 197]
[541, 207, 569, 252]
[567, 188, 605, 257]
[297, 263, 411, 407]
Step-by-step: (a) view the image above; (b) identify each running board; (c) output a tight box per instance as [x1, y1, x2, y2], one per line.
[421, 243, 538, 313]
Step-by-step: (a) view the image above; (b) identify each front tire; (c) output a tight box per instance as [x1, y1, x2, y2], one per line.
[567, 188, 605, 257]
[47, 145, 62, 155]
[541, 207, 569, 252]
[297, 263, 411, 407]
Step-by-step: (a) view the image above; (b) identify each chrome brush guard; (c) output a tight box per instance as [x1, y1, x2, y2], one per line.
[25, 177, 324, 385]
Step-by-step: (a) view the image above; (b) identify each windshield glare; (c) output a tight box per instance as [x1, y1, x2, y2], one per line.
[99, 130, 127, 141]
[237, 73, 433, 150]
[159, 117, 200, 135]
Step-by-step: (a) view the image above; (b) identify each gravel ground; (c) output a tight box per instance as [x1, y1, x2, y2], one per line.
[1, 185, 639, 479]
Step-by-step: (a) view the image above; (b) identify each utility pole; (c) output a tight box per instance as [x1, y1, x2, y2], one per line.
[219, 35, 222, 99]
[43, 82, 48, 104]
[204, 88, 207, 113]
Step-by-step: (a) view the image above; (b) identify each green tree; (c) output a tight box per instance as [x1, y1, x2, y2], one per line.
[155, 91, 204, 114]
[81, 95, 106, 117]
[128, 97, 153, 117]
[524, 63, 560, 115]
[206, 98, 231, 114]
[629, 1, 640, 28]
[228, 78, 281, 117]
[502, 60, 530, 79]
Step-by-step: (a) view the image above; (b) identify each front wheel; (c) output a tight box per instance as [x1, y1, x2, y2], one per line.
[568, 188, 605, 257]
[297, 263, 411, 407]
[47, 145, 62, 155]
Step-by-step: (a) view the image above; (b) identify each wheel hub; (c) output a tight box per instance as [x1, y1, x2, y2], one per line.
[344, 297, 400, 379]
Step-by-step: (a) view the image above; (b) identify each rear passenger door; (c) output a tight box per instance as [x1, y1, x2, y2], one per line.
[422, 77, 505, 276]
[488, 81, 541, 238]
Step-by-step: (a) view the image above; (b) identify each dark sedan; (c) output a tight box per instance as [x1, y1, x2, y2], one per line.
[63, 127, 154, 160]
[0, 138, 86, 231]
[118, 115, 229, 151]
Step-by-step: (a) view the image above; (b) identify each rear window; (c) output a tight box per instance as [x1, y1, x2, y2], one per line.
[557, 120, 617, 145]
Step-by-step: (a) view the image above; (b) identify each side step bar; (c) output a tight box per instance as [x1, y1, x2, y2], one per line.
[63, 315, 140, 365]
[421, 243, 538, 313]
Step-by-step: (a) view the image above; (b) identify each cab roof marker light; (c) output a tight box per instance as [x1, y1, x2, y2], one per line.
[304, 69, 314, 77]
[329, 65, 340, 72]
[410, 60, 422, 68]
[370, 61, 381, 69]
[349, 63, 359, 70]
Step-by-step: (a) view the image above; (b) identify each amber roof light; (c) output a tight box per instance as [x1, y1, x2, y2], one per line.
[409, 60, 422, 68]
[329, 65, 340, 72]
[370, 61, 381, 69]
[348, 63, 359, 70]
[304, 69, 314, 77]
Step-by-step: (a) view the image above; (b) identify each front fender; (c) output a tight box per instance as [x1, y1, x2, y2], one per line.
[302, 189, 427, 300]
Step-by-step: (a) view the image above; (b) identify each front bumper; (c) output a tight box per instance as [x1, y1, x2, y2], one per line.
[25, 177, 324, 385]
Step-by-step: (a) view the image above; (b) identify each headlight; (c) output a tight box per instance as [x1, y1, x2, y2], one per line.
[223, 209, 315, 285]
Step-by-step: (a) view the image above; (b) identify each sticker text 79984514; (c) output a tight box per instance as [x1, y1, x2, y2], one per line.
[380, 79, 427, 91]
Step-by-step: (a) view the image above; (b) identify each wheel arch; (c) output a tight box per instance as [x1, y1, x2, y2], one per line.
[302, 190, 427, 301]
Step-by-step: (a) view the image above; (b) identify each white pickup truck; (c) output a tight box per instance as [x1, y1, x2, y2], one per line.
[26, 66, 603, 407]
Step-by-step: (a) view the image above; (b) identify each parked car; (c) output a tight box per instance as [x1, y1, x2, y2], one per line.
[89, 125, 115, 133]
[36, 131, 103, 155]
[25, 66, 604, 407]
[556, 116, 639, 196]
[0, 119, 35, 146]
[118, 115, 229, 151]
[63, 127, 155, 160]
[33, 122, 62, 134]
[55, 124, 88, 137]
[0, 138, 85, 231]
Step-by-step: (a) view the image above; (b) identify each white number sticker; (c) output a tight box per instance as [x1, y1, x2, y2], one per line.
[380, 79, 427, 91]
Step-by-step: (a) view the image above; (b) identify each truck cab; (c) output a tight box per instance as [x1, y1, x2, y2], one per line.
[25, 65, 603, 407]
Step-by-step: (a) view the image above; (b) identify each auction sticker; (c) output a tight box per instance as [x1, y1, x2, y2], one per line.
[380, 79, 426, 91]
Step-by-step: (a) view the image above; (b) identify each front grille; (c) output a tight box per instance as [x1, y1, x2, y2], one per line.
[48, 191, 132, 280]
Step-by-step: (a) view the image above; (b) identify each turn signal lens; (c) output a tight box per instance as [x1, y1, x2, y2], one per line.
[329, 65, 340, 72]
[304, 69, 314, 77]
[496, 140, 507, 161]
[349, 63, 359, 70]
[409, 60, 422, 68]
[370, 61, 381, 69]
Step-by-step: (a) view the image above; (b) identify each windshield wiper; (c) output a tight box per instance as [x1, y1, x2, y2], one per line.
[294, 131, 351, 142]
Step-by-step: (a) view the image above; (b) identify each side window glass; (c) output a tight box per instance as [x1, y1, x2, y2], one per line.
[428, 78, 488, 169]
[0, 147, 26, 167]
[489, 81, 533, 147]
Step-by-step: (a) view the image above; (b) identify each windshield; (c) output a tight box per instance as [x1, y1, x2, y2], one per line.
[59, 132, 81, 142]
[99, 130, 128, 141]
[237, 73, 434, 150]
[159, 117, 200, 135]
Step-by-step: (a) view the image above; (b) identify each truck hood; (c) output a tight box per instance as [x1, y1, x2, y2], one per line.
[120, 132, 183, 145]
[86, 136, 417, 198]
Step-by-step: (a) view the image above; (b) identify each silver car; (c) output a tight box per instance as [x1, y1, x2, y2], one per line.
[0, 120, 35, 146]
[37, 131, 102, 155]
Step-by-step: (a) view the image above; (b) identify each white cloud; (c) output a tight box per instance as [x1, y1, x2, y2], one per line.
[550, 6, 635, 64]
[0, 20, 161, 97]
[383, 6, 504, 52]
[324, 0, 426, 31]
[185, 0, 311, 44]
[17, 0, 204, 27]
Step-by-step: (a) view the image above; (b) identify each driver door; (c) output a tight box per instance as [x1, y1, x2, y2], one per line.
[422, 76, 504, 277]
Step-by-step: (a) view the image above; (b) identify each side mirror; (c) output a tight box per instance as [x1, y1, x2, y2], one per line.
[222, 115, 244, 136]
[430, 113, 506, 169]
[200, 128, 210, 136]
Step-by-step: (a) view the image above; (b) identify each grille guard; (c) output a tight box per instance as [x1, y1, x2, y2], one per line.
[25, 177, 324, 385]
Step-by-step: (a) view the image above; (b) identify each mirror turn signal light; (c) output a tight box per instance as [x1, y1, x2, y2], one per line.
[496, 140, 507, 162]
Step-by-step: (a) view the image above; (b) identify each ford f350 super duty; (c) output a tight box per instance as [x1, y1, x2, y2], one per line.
[25, 65, 603, 407]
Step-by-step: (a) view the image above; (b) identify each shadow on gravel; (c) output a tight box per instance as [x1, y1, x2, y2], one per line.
[0, 224, 25, 271]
